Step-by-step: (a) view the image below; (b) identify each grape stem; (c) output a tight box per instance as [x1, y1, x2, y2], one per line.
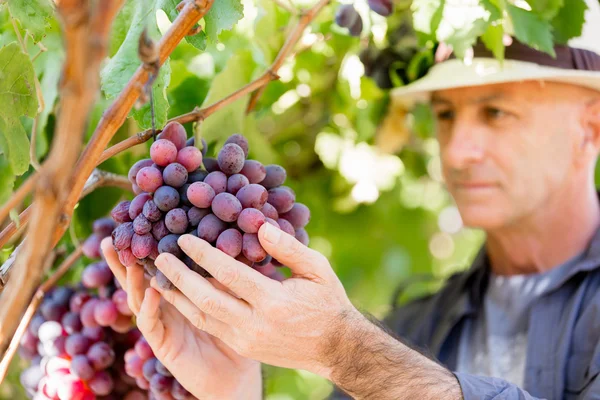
[0, 246, 83, 384]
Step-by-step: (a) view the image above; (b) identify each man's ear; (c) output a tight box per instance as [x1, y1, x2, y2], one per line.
[580, 97, 600, 156]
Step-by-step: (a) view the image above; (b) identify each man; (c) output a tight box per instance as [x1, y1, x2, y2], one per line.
[101, 0, 600, 398]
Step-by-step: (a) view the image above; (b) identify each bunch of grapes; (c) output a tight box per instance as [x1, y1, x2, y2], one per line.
[111, 121, 311, 289]
[19, 225, 146, 400]
[123, 337, 194, 400]
[334, 0, 393, 37]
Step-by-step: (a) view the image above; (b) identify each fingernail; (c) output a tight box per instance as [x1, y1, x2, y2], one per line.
[154, 254, 168, 269]
[263, 222, 281, 244]
[178, 234, 192, 248]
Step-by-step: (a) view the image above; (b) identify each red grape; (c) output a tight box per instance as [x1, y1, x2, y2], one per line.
[112, 289, 132, 316]
[131, 233, 157, 259]
[280, 202, 310, 229]
[128, 158, 154, 184]
[150, 139, 178, 166]
[187, 207, 209, 227]
[165, 208, 189, 234]
[224, 133, 249, 157]
[143, 200, 162, 222]
[242, 233, 267, 262]
[133, 214, 152, 235]
[152, 220, 170, 241]
[158, 234, 183, 258]
[368, 0, 392, 16]
[260, 164, 286, 188]
[93, 218, 117, 238]
[226, 173, 249, 195]
[277, 218, 295, 236]
[69, 292, 91, 314]
[162, 163, 188, 188]
[118, 248, 138, 267]
[203, 157, 219, 172]
[65, 334, 91, 356]
[134, 337, 154, 360]
[129, 193, 153, 220]
[62, 312, 83, 334]
[156, 270, 175, 290]
[197, 214, 227, 243]
[112, 222, 134, 250]
[111, 201, 132, 223]
[40, 300, 67, 322]
[216, 229, 243, 258]
[150, 373, 173, 393]
[82, 262, 113, 289]
[187, 182, 215, 208]
[217, 143, 245, 174]
[94, 299, 119, 327]
[89, 370, 114, 395]
[237, 208, 266, 233]
[204, 171, 227, 194]
[236, 184, 268, 209]
[260, 202, 279, 220]
[187, 169, 208, 183]
[82, 233, 102, 259]
[153, 186, 180, 212]
[136, 166, 164, 193]
[176, 146, 203, 172]
[267, 187, 295, 213]
[240, 160, 266, 184]
[87, 342, 116, 370]
[158, 122, 187, 150]
[80, 299, 100, 328]
[211, 193, 242, 222]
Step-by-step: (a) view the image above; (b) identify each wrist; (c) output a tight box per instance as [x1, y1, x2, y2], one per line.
[203, 360, 263, 400]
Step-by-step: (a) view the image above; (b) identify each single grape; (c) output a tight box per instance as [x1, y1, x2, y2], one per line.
[20, 330, 38, 353]
[226, 173, 249, 195]
[151, 220, 170, 241]
[197, 214, 227, 243]
[204, 171, 227, 195]
[280, 202, 310, 229]
[224, 134, 249, 157]
[158, 234, 183, 258]
[20, 365, 44, 390]
[142, 358, 157, 381]
[211, 193, 242, 222]
[134, 337, 154, 360]
[69, 355, 95, 380]
[118, 248, 138, 267]
[187, 207, 209, 227]
[368, 0, 392, 16]
[255, 254, 272, 267]
[260, 202, 279, 220]
[65, 334, 91, 356]
[136, 166, 164, 193]
[132, 184, 143, 195]
[216, 229, 243, 258]
[335, 4, 363, 36]
[37, 321, 64, 348]
[80, 299, 100, 328]
[242, 233, 267, 262]
[265, 218, 280, 229]
[143, 200, 162, 222]
[98, 284, 117, 300]
[111, 201, 132, 223]
[178, 183, 192, 207]
[131, 233, 157, 259]
[61, 312, 82, 334]
[203, 157, 219, 172]
[260, 164, 287, 189]
[187, 182, 215, 208]
[89, 370, 114, 396]
[158, 122, 187, 150]
[128, 158, 154, 184]
[69, 292, 91, 314]
[153, 186, 180, 212]
[82, 262, 113, 289]
[156, 270, 175, 290]
[155, 360, 172, 377]
[133, 214, 152, 235]
[40, 300, 67, 322]
[172, 379, 193, 399]
[267, 187, 296, 213]
[82, 326, 105, 343]
[93, 218, 117, 238]
[150, 373, 173, 393]
[240, 160, 267, 184]
[165, 208, 189, 234]
[277, 218, 295, 236]
[150, 139, 178, 166]
[129, 193, 153, 220]
[82, 233, 103, 259]
[177, 146, 203, 172]
[162, 163, 188, 188]
[217, 143, 245, 174]
[112, 289, 133, 316]
[237, 208, 266, 234]
[87, 342, 116, 370]
[112, 222, 134, 250]
[236, 184, 268, 209]
[295, 228, 309, 246]
[187, 169, 208, 183]
[94, 299, 119, 327]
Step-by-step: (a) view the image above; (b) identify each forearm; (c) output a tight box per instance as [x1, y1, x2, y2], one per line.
[321, 310, 463, 400]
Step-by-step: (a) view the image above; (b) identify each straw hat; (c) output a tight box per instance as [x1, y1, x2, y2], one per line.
[390, 0, 600, 106]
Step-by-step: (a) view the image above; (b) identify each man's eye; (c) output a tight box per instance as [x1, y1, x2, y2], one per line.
[436, 110, 454, 120]
[484, 107, 507, 119]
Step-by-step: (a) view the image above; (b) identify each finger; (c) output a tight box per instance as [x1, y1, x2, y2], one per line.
[258, 223, 332, 280]
[150, 278, 233, 341]
[177, 234, 277, 302]
[101, 237, 126, 288]
[137, 288, 166, 354]
[154, 253, 251, 326]
[127, 264, 146, 315]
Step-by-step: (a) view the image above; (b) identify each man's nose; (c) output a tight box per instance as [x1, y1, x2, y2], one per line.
[441, 122, 485, 170]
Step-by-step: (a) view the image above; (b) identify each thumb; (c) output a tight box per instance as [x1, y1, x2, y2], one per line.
[258, 222, 331, 280]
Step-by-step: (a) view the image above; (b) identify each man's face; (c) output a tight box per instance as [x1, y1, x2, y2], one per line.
[432, 81, 590, 230]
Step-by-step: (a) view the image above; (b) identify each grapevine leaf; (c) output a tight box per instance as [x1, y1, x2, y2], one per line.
[525, 0, 564, 20]
[109, 0, 137, 57]
[7, 0, 54, 43]
[551, 0, 587, 44]
[411, 0, 445, 45]
[156, 0, 207, 50]
[507, 5, 555, 57]
[481, 23, 505, 61]
[0, 157, 15, 206]
[442, 19, 489, 59]
[203, 0, 244, 40]
[34, 49, 63, 158]
[0, 42, 37, 175]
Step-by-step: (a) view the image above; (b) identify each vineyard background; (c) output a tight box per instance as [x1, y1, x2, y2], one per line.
[0, 0, 593, 398]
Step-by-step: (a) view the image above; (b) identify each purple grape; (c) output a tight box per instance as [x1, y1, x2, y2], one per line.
[150, 373, 173, 393]
[237, 208, 266, 234]
[118, 248, 138, 267]
[260, 164, 287, 189]
[156, 271, 175, 291]
[80, 299, 100, 328]
[133, 214, 152, 235]
[177, 146, 203, 172]
[236, 184, 268, 209]
[187, 182, 215, 208]
[368, 0, 392, 16]
[129, 193, 153, 220]
[277, 218, 295, 236]
[295, 228, 309, 246]
[188, 207, 209, 227]
[111, 201, 132, 223]
[113, 289, 133, 316]
[240, 160, 267, 184]
[142, 358, 157, 381]
[162, 163, 188, 188]
[20, 330, 37, 352]
[82, 326, 105, 343]
[280, 202, 310, 229]
[132, 183, 143, 195]
[186, 137, 208, 156]
[158, 234, 183, 258]
[29, 315, 46, 338]
[93, 218, 117, 238]
[172, 379, 193, 399]
[69, 292, 91, 314]
[135, 337, 154, 360]
[266, 218, 280, 229]
[94, 299, 119, 326]
[65, 333, 92, 356]
[197, 214, 227, 243]
[136, 166, 164, 193]
[158, 122, 187, 150]
[224, 134, 249, 157]
[152, 220, 170, 241]
[261, 202, 279, 220]
[211, 193, 242, 222]
[131, 233, 157, 259]
[335, 4, 363, 36]
[153, 186, 180, 212]
[82, 262, 113, 289]
[217, 143, 245, 174]
[204, 171, 227, 195]
[267, 187, 296, 213]
[128, 158, 154, 184]
[143, 200, 163, 222]
[216, 229, 243, 258]
[62, 312, 82, 334]
[187, 169, 208, 183]
[227, 173, 249, 195]
[178, 183, 192, 207]
[87, 342, 116, 370]
[203, 157, 219, 172]
[112, 222, 134, 250]
[155, 360, 172, 377]
[40, 300, 67, 322]
[256, 254, 273, 267]
[89, 370, 114, 395]
[165, 208, 189, 234]
[70, 355, 95, 380]
[151, 139, 178, 166]
[242, 233, 267, 262]
[82, 233, 102, 259]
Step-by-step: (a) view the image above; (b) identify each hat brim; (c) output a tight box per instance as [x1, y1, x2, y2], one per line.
[390, 58, 600, 107]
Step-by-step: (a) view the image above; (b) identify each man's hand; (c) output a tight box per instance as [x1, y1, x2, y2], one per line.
[100, 238, 262, 400]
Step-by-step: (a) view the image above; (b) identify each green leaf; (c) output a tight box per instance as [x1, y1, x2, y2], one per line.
[109, 0, 137, 57]
[411, 0, 446, 44]
[551, 0, 587, 44]
[525, 0, 564, 20]
[507, 5, 555, 57]
[443, 19, 489, 59]
[35, 49, 63, 158]
[7, 0, 54, 43]
[0, 157, 15, 205]
[156, 0, 207, 50]
[0, 42, 37, 174]
[101, 0, 171, 129]
[203, 0, 244, 40]
[481, 23, 505, 61]
[196, 50, 256, 143]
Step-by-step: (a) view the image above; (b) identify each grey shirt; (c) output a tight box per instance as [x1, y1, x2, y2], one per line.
[456, 252, 585, 387]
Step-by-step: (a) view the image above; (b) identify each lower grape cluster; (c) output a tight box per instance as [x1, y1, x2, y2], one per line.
[110, 122, 311, 289]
